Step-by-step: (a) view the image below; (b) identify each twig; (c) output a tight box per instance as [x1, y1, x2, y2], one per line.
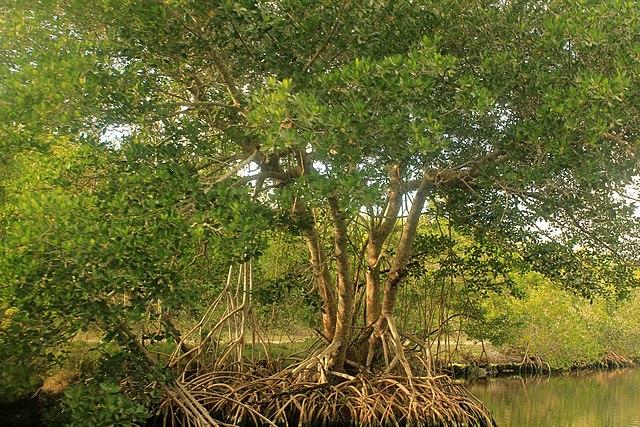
[304, 0, 348, 71]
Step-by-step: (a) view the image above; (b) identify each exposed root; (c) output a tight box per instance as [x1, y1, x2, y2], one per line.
[150, 262, 495, 426]
[519, 348, 551, 376]
[599, 349, 635, 369]
[158, 369, 497, 427]
[291, 340, 341, 380]
[383, 314, 413, 378]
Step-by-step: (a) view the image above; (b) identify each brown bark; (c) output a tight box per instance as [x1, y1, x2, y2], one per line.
[372, 172, 431, 360]
[362, 165, 403, 362]
[364, 256, 381, 327]
[303, 224, 337, 341]
[365, 164, 402, 327]
[327, 196, 353, 372]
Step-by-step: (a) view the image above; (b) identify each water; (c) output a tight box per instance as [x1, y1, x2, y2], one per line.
[466, 368, 640, 427]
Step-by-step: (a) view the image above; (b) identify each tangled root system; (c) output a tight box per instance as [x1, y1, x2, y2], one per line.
[159, 370, 496, 427]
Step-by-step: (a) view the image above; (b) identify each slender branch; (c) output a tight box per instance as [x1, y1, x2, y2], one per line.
[212, 150, 259, 185]
[116, 321, 220, 426]
[166, 101, 242, 110]
[161, 1, 245, 107]
[229, 19, 258, 60]
[304, 0, 348, 71]
[404, 150, 509, 191]
[513, 185, 619, 255]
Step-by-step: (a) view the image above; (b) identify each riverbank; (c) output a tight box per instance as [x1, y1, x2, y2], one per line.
[448, 344, 637, 381]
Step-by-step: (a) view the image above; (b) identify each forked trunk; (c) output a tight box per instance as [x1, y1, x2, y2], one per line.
[365, 164, 402, 327]
[363, 165, 403, 362]
[371, 173, 432, 364]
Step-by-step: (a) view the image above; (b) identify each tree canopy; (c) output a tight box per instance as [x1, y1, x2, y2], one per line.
[2, 0, 640, 385]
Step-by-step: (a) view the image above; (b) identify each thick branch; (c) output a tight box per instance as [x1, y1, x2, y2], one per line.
[365, 164, 402, 329]
[405, 150, 510, 191]
[303, 221, 338, 341]
[166, 101, 242, 110]
[375, 163, 403, 243]
[380, 171, 431, 318]
[328, 196, 354, 372]
[207, 150, 259, 188]
[230, 168, 304, 190]
[366, 171, 431, 367]
[208, 48, 245, 108]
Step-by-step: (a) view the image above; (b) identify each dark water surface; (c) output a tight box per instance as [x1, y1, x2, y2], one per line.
[466, 368, 640, 427]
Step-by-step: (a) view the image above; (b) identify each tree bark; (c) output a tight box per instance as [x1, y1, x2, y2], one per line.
[327, 196, 353, 372]
[365, 164, 402, 326]
[371, 172, 431, 362]
[303, 224, 337, 341]
[363, 164, 403, 361]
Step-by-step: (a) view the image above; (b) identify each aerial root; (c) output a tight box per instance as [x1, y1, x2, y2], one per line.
[159, 370, 497, 426]
[599, 348, 635, 369]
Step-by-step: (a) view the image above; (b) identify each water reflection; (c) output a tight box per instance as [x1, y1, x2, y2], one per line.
[466, 369, 640, 427]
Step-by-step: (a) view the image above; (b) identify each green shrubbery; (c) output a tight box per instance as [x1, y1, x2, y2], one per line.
[48, 381, 152, 427]
[474, 272, 640, 370]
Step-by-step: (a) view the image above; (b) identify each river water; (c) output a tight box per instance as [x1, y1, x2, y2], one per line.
[466, 368, 640, 427]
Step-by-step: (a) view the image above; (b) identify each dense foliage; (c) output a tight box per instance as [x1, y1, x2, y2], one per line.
[2, 0, 640, 424]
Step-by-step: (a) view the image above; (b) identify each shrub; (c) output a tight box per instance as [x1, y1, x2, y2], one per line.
[49, 380, 151, 427]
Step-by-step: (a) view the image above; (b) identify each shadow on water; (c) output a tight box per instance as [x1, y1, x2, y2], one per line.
[0, 396, 49, 427]
[466, 368, 640, 427]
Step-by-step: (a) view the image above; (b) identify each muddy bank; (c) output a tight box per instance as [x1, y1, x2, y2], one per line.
[448, 353, 638, 381]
